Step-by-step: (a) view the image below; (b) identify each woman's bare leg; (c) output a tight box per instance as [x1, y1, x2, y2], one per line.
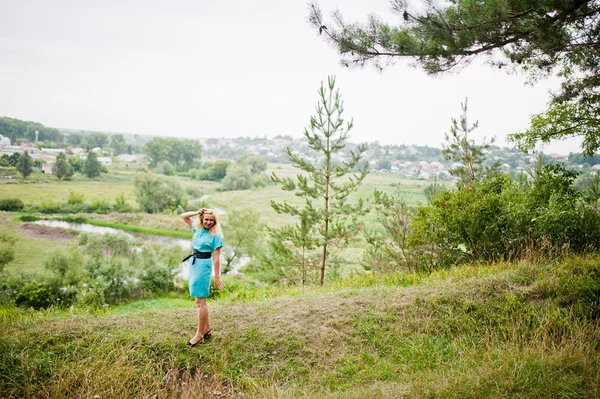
[190, 297, 210, 344]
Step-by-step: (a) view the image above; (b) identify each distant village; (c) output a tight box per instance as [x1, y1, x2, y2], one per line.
[0, 131, 143, 176]
[2, 130, 599, 180]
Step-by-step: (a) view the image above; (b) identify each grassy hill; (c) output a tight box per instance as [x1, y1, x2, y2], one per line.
[2, 255, 599, 398]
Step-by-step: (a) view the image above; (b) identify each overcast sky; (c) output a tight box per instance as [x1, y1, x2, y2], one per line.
[0, 0, 583, 154]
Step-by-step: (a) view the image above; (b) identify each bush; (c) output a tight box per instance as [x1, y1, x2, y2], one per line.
[221, 164, 252, 191]
[89, 199, 112, 214]
[17, 215, 39, 222]
[14, 280, 61, 309]
[0, 198, 24, 211]
[133, 172, 187, 213]
[154, 160, 175, 176]
[68, 191, 85, 205]
[407, 169, 600, 269]
[38, 200, 64, 214]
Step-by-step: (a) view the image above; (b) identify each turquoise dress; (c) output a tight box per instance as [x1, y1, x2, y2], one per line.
[188, 226, 223, 298]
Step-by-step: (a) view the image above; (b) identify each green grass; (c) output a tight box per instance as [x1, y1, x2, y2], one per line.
[2, 254, 599, 398]
[0, 174, 137, 205]
[1, 212, 73, 274]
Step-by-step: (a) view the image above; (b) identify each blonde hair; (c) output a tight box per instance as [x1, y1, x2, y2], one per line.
[193, 208, 222, 236]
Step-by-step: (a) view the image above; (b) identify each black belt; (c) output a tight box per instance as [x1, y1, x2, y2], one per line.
[182, 249, 212, 265]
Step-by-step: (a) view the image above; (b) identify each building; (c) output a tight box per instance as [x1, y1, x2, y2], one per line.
[0, 134, 10, 148]
[42, 164, 53, 174]
[116, 154, 136, 162]
[97, 157, 112, 166]
[41, 148, 66, 154]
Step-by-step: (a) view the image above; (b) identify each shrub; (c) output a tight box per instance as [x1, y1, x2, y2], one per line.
[17, 215, 39, 222]
[139, 246, 176, 294]
[14, 280, 61, 309]
[406, 169, 600, 269]
[38, 200, 64, 214]
[89, 199, 112, 214]
[68, 191, 85, 205]
[0, 198, 24, 211]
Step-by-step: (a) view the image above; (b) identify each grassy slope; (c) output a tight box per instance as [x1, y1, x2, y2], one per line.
[2, 255, 599, 398]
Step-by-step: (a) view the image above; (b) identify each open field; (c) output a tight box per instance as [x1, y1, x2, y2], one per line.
[2, 254, 599, 398]
[0, 170, 221, 206]
[0, 212, 74, 274]
[0, 162, 440, 232]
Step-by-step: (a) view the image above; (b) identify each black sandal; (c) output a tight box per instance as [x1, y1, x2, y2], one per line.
[203, 328, 213, 338]
[187, 337, 204, 347]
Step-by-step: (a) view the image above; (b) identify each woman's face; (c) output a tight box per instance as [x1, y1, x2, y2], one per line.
[202, 214, 216, 230]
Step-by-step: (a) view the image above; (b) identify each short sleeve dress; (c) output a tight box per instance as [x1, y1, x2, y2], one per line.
[188, 226, 223, 298]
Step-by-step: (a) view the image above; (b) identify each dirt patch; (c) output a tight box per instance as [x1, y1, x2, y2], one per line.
[19, 223, 77, 242]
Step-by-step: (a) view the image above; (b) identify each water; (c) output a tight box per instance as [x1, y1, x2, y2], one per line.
[32, 220, 249, 277]
[33, 220, 191, 249]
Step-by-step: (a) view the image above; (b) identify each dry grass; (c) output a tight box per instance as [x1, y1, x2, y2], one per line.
[2, 256, 600, 398]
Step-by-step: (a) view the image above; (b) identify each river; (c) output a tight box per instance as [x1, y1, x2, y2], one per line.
[32, 220, 248, 276]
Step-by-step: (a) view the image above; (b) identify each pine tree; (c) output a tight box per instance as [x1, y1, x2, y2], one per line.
[309, 1, 600, 155]
[271, 76, 369, 286]
[16, 151, 33, 179]
[52, 152, 74, 180]
[83, 151, 101, 179]
[442, 99, 496, 186]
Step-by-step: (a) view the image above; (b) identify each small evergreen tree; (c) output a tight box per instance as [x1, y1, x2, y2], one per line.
[83, 151, 101, 179]
[271, 76, 369, 285]
[52, 152, 74, 180]
[442, 98, 496, 186]
[16, 151, 33, 179]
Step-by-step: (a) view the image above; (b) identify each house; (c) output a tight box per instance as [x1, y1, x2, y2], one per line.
[0, 134, 10, 148]
[69, 147, 86, 155]
[116, 154, 136, 162]
[97, 157, 112, 166]
[42, 164, 53, 174]
[91, 147, 102, 153]
[41, 148, 66, 154]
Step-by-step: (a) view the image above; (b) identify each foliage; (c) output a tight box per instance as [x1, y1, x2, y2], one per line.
[220, 208, 265, 272]
[270, 76, 369, 285]
[110, 133, 127, 155]
[82, 151, 102, 179]
[221, 164, 253, 191]
[16, 151, 33, 179]
[363, 189, 419, 273]
[443, 98, 497, 185]
[14, 280, 62, 309]
[583, 172, 600, 211]
[197, 160, 231, 181]
[423, 177, 446, 203]
[0, 198, 24, 211]
[237, 154, 268, 174]
[68, 191, 85, 205]
[138, 245, 176, 294]
[2, 255, 600, 398]
[143, 136, 201, 171]
[52, 152, 74, 180]
[569, 152, 600, 166]
[68, 155, 84, 173]
[0, 116, 63, 144]
[309, 1, 600, 155]
[133, 172, 187, 213]
[87, 132, 109, 149]
[153, 160, 175, 176]
[409, 167, 600, 269]
[0, 153, 21, 167]
[0, 231, 16, 273]
[113, 192, 134, 212]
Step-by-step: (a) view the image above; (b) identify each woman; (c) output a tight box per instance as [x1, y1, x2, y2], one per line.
[180, 207, 225, 346]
